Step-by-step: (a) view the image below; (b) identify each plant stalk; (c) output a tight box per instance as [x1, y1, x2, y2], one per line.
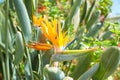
[1, 52, 7, 80]
[38, 51, 44, 80]
[21, 31, 34, 80]
[65, 61, 72, 76]
[5, 0, 10, 79]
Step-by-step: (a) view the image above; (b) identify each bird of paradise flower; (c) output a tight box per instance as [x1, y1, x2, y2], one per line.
[32, 15, 43, 27]
[28, 15, 97, 55]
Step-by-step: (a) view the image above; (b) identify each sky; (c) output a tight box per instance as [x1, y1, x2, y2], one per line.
[0, 0, 4, 3]
[109, 0, 120, 17]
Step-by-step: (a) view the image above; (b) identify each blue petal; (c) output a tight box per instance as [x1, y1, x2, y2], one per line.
[64, 38, 77, 49]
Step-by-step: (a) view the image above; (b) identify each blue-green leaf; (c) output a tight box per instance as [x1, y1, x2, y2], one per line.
[14, 31, 24, 65]
[51, 48, 96, 61]
[64, 0, 82, 31]
[71, 54, 92, 80]
[78, 64, 99, 80]
[44, 65, 65, 80]
[13, 0, 32, 42]
[92, 46, 120, 80]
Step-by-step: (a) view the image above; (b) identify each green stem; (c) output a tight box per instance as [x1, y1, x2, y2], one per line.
[38, 53, 41, 77]
[65, 61, 72, 76]
[5, 0, 10, 79]
[49, 49, 55, 67]
[26, 48, 34, 80]
[60, 48, 97, 54]
[1, 52, 7, 80]
[0, 42, 11, 53]
[22, 32, 34, 80]
[49, 59, 53, 67]
[38, 51, 44, 80]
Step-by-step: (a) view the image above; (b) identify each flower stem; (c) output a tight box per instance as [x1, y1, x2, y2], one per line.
[38, 51, 44, 80]
[1, 53, 7, 80]
[60, 48, 97, 54]
[5, 0, 10, 79]
[65, 61, 72, 76]
[21, 31, 34, 80]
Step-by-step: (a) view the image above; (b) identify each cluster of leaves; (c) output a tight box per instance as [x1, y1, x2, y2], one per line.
[37, 0, 71, 19]
[98, 0, 112, 16]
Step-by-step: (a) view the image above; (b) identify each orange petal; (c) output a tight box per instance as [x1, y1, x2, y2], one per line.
[28, 42, 53, 50]
[32, 15, 43, 27]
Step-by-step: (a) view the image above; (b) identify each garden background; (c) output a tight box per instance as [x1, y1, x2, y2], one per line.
[0, 0, 120, 80]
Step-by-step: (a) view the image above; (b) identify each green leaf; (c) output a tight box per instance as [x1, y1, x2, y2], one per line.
[14, 31, 24, 65]
[64, 0, 82, 31]
[86, 22, 103, 37]
[42, 50, 53, 67]
[92, 46, 120, 80]
[78, 63, 99, 80]
[100, 30, 113, 40]
[25, 60, 31, 80]
[85, 0, 96, 23]
[71, 54, 92, 80]
[9, 0, 14, 11]
[0, 11, 12, 46]
[80, 0, 87, 23]
[24, 0, 34, 20]
[0, 42, 11, 54]
[13, 0, 32, 42]
[74, 27, 85, 49]
[44, 64, 65, 80]
[12, 67, 21, 80]
[51, 48, 96, 61]
[72, 0, 80, 31]
[33, 71, 40, 80]
[86, 10, 101, 30]
[75, 26, 85, 38]
[51, 53, 87, 62]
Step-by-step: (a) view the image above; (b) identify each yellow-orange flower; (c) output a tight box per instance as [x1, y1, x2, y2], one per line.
[32, 15, 43, 27]
[28, 42, 53, 50]
[29, 16, 97, 54]
[29, 16, 71, 52]
[40, 17, 70, 51]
